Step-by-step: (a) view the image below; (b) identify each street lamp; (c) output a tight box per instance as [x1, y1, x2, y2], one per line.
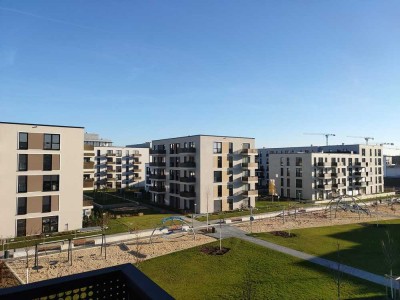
[192, 203, 197, 229]
[249, 206, 254, 233]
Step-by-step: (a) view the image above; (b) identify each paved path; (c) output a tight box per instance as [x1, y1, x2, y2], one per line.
[206, 224, 395, 288]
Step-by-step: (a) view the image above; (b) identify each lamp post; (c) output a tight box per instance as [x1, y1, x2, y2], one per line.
[192, 203, 197, 229]
[250, 206, 254, 233]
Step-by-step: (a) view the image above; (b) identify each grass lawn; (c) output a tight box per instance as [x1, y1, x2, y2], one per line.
[250, 219, 400, 276]
[105, 213, 175, 235]
[139, 238, 384, 299]
[195, 200, 315, 222]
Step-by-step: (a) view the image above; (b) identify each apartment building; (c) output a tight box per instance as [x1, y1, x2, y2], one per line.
[0, 122, 84, 238]
[149, 135, 258, 213]
[258, 144, 384, 201]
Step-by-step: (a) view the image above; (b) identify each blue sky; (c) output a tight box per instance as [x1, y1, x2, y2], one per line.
[1, 1, 399, 151]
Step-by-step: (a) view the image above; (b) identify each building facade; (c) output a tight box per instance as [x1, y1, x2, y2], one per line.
[0, 122, 84, 238]
[149, 135, 258, 213]
[258, 144, 384, 201]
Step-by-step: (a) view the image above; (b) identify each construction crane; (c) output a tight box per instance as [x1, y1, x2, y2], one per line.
[375, 142, 394, 146]
[304, 133, 336, 146]
[347, 136, 375, 145]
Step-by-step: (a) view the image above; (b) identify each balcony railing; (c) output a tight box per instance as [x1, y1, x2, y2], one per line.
[353, 172, 366, 177]
[242, 162, 258, 168]
[354, 182, 367, 187]
[149, 162, 166, 167]
[84, 152, 95, 157]
[178, 147, 196, 154]
[316, 173, 331, 179]
[180, 191, 196, 198]
[331, 162, 343, 167]
[84, 144, 94, 151]
[317, 184, 332, 190]
[150, 149, 166, 155]
[83, 179, 94, 188]
[149, 174, 166, 180]
[130, 153, 142, 157]
[241, 148, 258, 155]
[242, 176, 258, 182]
[180, 177, 196, 183]
[0, 263, 173, 300]
[84, 161, 95, 169]
[242, 190, 258, 196]
[149, 186, 166, 193]
[332, 183, 345, 188]
[180, 162, 196, 168]
[106, 161, 115, 165]
[106, 153, 116, 157]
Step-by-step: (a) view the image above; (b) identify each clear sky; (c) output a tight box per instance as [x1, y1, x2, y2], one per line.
[1, 1, 399, 152]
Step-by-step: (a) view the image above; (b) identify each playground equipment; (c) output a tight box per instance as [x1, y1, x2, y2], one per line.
[325, 195, 370, 218]
[149, 216, 195, 244]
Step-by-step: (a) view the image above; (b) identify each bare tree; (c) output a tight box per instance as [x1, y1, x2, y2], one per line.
[382, 231, 398, 299]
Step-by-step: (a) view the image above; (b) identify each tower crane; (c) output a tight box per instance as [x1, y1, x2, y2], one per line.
[375, 142, 394, 146]
[304, 133, 336, 146]
[347, 136, 374, 145]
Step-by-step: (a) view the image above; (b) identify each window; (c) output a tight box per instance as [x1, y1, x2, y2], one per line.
[296, 179, 302, 188]
[42, 216, 58, 233]
[214, 171, 222, 183]
[213, 142, 222, 154]
[43, 134, 60, 150]
[286, 168, 290, 176]
[17, 219, 26, 237]
[286, 157, 290, 166]
[19, 132, 28, 149]
[296, 157, 302, 166]
[42, 196, 51, 213]
[18, 176, 27, 193]
[18, 154, 28, 171]
[229, 143, 233, 154]
[43, 175, 59, 191]
[217, 156, 222, 168]
[296, 168, 302, 177]
[362, 149, 365, 156]
[218, 185, 222, 197]
[17, 197, 27, 215]
[43, 154, 52, 171]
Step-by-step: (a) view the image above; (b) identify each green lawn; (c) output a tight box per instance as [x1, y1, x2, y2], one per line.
[105, 213, 175, 235]
[250, 219, 400, 276]
[139, 238, 384, 299]
[195, 200, 315, 222]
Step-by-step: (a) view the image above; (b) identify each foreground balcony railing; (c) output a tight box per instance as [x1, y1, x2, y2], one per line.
[0, 263, 173, 300]
[149, 162, 166, 167]
[242, 176, 258, 182]
[149, 186, 166, 193]
[180, 176, 196, 183]
[178, 147, 196, 154]
[149, 174, 166, 180]
[150, 149, 166, 155]
[180, 162, 196, 168]
[241, 148, 258, 155]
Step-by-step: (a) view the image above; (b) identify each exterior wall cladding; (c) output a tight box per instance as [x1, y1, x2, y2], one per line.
[149, 135, 258, 214]
[258, 144, 384, 201]
[0, 122, 84, 238]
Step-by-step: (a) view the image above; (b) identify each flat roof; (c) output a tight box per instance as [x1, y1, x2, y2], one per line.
[152, 134, 255, 142]
[258, 144, 381, 150]
[0, 121, 84, 129]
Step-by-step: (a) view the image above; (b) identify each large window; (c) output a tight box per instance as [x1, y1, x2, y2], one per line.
[17, 197, 27, 215]
[214, 171, 222, 183]
[19, 132, 28, 149]
[296, 168, 303, 177]
[18, 154, 28, 171]
[218, 185, 222, 197]
[42, 196, 51, 213]
[43, 175, 59, 191]
[217, 156, 222, 168]
[213, 142, 222, 154]
[43, 154, 52, 171]
[42, 216, 58, 233]
[18, 176, 27, 193]
[296, 179, 303, 188]
[296, 157, 302, 166]
[17, 219, 26, 237]
[43, 134, 60, 150]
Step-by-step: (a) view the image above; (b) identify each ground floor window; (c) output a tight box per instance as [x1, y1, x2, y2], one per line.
[42, 216, 58, 233]
[17, 219, 26, 237]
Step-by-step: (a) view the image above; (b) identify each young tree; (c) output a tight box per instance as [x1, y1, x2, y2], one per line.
[382, 231, 398, 299]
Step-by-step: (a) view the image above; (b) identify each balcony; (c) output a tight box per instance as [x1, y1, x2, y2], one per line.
[241, 162, 258, 169]
[107, 177, 117, 182]
[149, 186, 166, 193]
[180, 191, 196, 198]
[150, 149, 166, 155]
[180, 162, 196, 168]
[107, 168, 115, 173]
[83, 178, 94, 188]
[149, 174, 166, 180]
[331, 172, 344, 177]
[130, 153, 142, 157]
[0, 264, 172, 299]
[106, 153, 116, 157]
[354, 182, 367, 187]
[241, 148, 258, 155]
[84, 152, 95, 157]
[106, 161, 115, 165]
[83, 161, 95, 169]
[180, 177, 196, 183]
[178, 147, 196, 154]
[242, 190, 258, 196]
[353, 172, 366, 177]
[331, 162, 343, 167]
[134, 168, 142, 173]
[84, 144, 94, 151]
[316, 162, 330, 167]
[149, 162, 166, 167]
[354, 162, 366, 167]
[242, 176, 258, 182]
[317, 184, 332, 190]
[332, 183, 345, 188]
[132, 160, 141, 165]
[316, 173, 331, 179]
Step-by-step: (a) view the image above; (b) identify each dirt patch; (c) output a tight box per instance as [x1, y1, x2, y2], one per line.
[201, 246, 230, 256]
[270, 231, 297, 238]
[0, 261, 20, 288]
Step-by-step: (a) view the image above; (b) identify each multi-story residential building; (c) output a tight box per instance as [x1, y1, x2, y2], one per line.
[93, 146, 149, 190]
[149, 135, 258, 213]
[0, 122, 84, 237]
[84, 133, 113, 147]
[258, 144, 384, 201]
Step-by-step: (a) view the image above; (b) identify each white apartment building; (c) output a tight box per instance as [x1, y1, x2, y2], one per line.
[258, 144, 384, 201]
[0, 122, 84, 238]
[149, 135, 258, 213]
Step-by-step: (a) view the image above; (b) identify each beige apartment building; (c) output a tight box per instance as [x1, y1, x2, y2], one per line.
[259, 144, 384, 201]
[149, 135, 258, 213]
[0, 122, 84, 238]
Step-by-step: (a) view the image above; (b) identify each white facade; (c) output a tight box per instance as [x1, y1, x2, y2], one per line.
[0, 122, 84, 238]
[149, 135, 258, 213]
[259, 144, 384, 201]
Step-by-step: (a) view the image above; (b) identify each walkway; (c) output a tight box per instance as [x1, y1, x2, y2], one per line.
[206, 224, 394, 288]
